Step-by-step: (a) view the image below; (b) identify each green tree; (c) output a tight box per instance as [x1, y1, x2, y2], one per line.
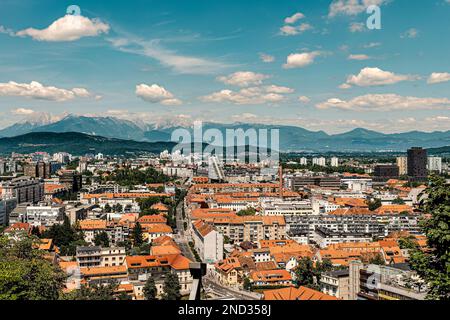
[410, 175, 450, 300]
[143, 277, 158, 300]
[62, 282, 118, 300]
[163, 272, 181, 300]
[392, 198, 406, 205]
[0, 234, 66, 300]
[132, 222, 144, 247]
[104, 204, 112, 213]
[41, 216, 86, 256]
[93, 231, 110, 247]
[243, 277, 253, 291]
[368, 253, 386, 265]
[294, 257, 332, 290]
[237, 208, 256, 217]
[367, 198, 382, 211]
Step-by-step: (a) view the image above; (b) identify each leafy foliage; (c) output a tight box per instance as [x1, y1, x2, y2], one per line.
[62, 282, 118, 300]
[41, 216, 86, 256]
[163, 272, 181, 300]
[93, 231, 110, 247]
[0, 234, 65, 300]
[294, 257, 333, 290]
[409, 175, 450, 300]
[143, 277, 158, 300]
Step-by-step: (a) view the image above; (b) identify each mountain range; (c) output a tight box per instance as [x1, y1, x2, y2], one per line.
[0, 115, 449, 152]
[0, 132, 175, 155]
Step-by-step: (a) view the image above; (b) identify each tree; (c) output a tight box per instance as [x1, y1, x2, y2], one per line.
[409, 175, 450, 300]
[132, 222, 144, 247]
[367, 198, 382, 211]
[392, 198, 406, 205]
[93, 231, 110, 247]
[63, 282, 118, 300]
[163, 272, 181, 300]
[143, 277, 158, 300]
[294, 257, 332, 290]
[237, 208, 256, 217]
[104, 204, 112, 213]
[41, 216, 86, 256]
[0, 234, 65, 300]
[139, 208, 160, 218]
[368, 253, 386, 265]
[243, 277, 253, 291]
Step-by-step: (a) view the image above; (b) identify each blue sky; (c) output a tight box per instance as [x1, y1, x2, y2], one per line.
[0, 0, 449, 133]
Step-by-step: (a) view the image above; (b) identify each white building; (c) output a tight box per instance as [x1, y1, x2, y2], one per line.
[330, 157, 339, 167]
[192, 220, 224, 264]
[341, 178, 373, 192]
[76, 246, 126, 268]
[24, 205, 65, 227]
[313, 157, 326, 167]
[261, 200, 314, 216]
[396, 157, 408, 176]
[300, 157, 308, 166]
[427, 157, 442, 173]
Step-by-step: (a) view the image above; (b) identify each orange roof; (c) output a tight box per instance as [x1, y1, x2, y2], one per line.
[375, 205, 414, 215]
[151, 203, 170, 212]
[80, 265, 127, 276]
[151, 245, 181, 256]
[152, 235, 179, 248]
[44, 183, 67, 194]
[333, 198, 368, 208]
[79, 220, 107, 230]
[192, 220, 215, 237]
[138, 214, 167, 224]
[126, 254, 191, 270]
[142, 224, 173, 234]
[262, 216, 286, 226]
[250, 270, 292, 283]
[328, 208, 374, 216]
[59, 261, 78, 272]
[260, 240, 296, 248]
[82, 193, 173, 199]
[5, 222, 31, 233]
[264, 286, 338, 301]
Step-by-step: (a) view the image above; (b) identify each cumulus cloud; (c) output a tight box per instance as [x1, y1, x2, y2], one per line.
[427, 72, 450, 84]
[283, 51, 322, 69]
[217, 71, 271, 87]
[201, 86, 287, 105]
[341, 67, 419, 88]
[284, 12, 305, 24]
[259, 53, 275, 63]
[265, 85, 295, 94]
[11, 108, 35, 115]
[298, 96, 311, 103]
[0, 81, 92, 101]
[348, 54, 370, 60]
[136, 84, 182, 105]
[316, 94, 450, 111]
[401, 28, 419, 39]
[349, 22, 365, 32]
[280, 23, 313, 36]
[363, 42, 381, 48]
[328, 0, 387, 17]
[16, 14, 109, 42]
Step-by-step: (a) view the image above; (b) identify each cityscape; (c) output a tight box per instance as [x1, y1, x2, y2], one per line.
[0, 0, 449, 309]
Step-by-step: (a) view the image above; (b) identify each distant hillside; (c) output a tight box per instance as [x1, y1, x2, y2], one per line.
[427, 146, 450, 156]
[1, 115, 450, 152]
[0, 132, 175, 156]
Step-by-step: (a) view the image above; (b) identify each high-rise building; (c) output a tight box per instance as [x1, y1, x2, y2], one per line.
[396, 157, 408, 176]
[427, 157, 442, 174]
[300, 157, 308, 166]
[0, 177, 44, 204]
[0, 161, 7, 175]
[330, 157, 339, 167]
[407, 147, 428, 181]
[374, 165, 399, 181]
[23, 162, 52, 179]
[313, 157, 326, 167]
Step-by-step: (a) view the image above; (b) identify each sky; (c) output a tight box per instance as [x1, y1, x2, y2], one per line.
[0, 0, 449, 133]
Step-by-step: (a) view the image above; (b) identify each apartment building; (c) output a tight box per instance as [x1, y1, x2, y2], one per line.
[0, 198, 17, 226]
[192, 220, 224, 263]
[76, 246, 126, 267]
[320, 270, 351, 300]
[1, 177, 44, 204]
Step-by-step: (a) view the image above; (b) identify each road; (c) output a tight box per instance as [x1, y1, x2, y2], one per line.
[174, 191, 195, 262]
[203, 275, 262, 300]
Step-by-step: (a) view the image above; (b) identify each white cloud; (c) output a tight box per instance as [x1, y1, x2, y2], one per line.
[341, 67, 419, 88]
[259, 53, 275, 63]
[109, 37, 230, 75]
[0, 81, 92, 101]
[427, 72, 450, 84]
[217, 71, 271, 87]
[265, 85, 295, 94]
[363, 42, 381, 48]
[280, 23, 313, 36]
[328, 0, 387, 17]
[16, 14, 109, 42]
[136, 84, 182, 105]
[283, 51, 322, 69]
[401, 28, 419, 39]
[316, 94, 450, 111]
[11, 108, 35, 115]
[284, 12, 305, 24]
[298, 96, 311, 103]
[201, 86, 287, 105]
[348, 54, 370, 60]
[349, 22, 365, 32]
